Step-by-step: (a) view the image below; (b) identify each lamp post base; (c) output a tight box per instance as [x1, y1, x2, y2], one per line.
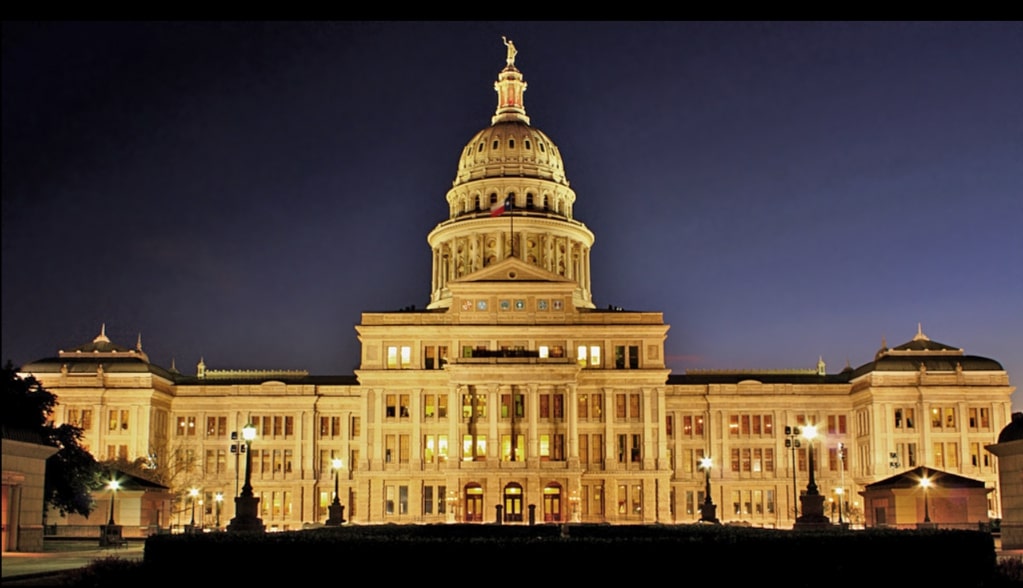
[227, 494, 265, 533]
[698, 501, 720, 524]
[325, 501, 346, 526]
[794, 493, 831, 529]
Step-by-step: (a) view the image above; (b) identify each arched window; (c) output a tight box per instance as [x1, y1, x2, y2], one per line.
[526, 193, 534, 209]
[464, 483, 484, 523]
[543, 483, 563, 522]
[503, 483, 524, 523]
[475, 195, 481, 211]
[509, 139, 515, 149]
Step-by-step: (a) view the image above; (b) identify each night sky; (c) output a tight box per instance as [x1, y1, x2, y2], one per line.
[3, 22, 1020, 408]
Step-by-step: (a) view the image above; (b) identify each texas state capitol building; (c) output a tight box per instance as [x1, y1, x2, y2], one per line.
[20, 42, 1015, 531]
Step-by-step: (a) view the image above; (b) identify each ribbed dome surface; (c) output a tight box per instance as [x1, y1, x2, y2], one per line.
[452, 121, 568, 187]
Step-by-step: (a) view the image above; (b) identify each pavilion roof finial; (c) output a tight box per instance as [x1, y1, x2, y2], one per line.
[94, 323, 110, 343]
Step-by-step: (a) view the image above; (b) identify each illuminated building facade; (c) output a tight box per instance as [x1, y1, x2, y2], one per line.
[19, 43, 1015, 532]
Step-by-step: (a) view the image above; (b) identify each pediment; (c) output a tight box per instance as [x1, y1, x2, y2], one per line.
[450, 256, 574, 284]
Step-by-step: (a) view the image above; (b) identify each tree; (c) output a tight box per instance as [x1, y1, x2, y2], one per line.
[1, 361, 99, 517]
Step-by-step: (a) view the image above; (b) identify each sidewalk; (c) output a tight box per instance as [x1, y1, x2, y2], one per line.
[2, 540, 144, 583]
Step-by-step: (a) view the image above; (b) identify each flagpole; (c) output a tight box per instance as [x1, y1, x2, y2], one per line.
[509, 197, 514, 258]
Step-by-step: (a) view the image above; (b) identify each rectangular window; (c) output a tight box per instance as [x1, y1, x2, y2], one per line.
[424, 486, 434, 514]
[931, 407, 942, 429]
[400, 434, 410, 464]
[462, 435, 485, 461]
[578, 394, 588, 419]
[615, 394, 626, 419]
[591, 434, 603, 466]
[425, 395, 436, 419]
[386, 435, 396, 463]
[425, 435, 436, 463]
[578, 435, 588, 465]
[629, 345, 639, 368]
[629, 394, 640, 420]
[273, 416, 283, 436]
[553, 394, 564, 419]
[729, 415, 739, 437]
[501, 434, 524, 462]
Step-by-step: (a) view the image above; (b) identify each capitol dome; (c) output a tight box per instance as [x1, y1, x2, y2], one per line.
[426, 39, 594, 310]
[452, 121, 569, 188]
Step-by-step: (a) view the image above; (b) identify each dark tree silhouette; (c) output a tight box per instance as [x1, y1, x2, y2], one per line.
[1, 361, 99, 517]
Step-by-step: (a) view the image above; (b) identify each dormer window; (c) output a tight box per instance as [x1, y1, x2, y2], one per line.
[509, 139, 515, 148]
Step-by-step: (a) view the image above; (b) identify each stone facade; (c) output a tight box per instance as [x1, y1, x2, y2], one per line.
[17, 44, 1016, 532]
[2, 436, 57, 551]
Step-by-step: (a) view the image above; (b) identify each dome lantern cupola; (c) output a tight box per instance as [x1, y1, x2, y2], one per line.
[492, 36, 529, 125]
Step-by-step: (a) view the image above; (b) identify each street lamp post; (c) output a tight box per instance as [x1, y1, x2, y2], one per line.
[794, 423, 830, 528]
[101, 478, 123, 547]
[837, 441, 847, 527]
[698, 455, 720, 523]
[189, 487, 199, 530]
[325, 457, 346, 526]
[107, 479, 120, 525]
[215, 492, 223, 529]
[227, 421, 265, 532]
[921, 476, 932, 524]
[784, 426, 802, 519]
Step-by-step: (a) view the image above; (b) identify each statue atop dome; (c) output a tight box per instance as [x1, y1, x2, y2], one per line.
[502, 36, 517, 67]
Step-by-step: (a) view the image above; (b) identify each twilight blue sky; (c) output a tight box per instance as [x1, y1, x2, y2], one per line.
[3, 22, 1020, 408]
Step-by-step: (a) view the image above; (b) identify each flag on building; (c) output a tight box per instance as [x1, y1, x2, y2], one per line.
[490, 196, 512, 217]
